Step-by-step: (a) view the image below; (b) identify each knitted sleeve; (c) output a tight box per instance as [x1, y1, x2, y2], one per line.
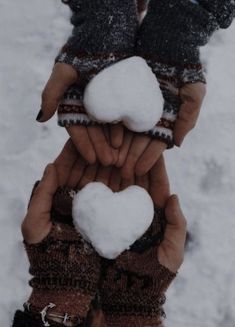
[198, 0, 235, 28]
[59, 0, 138, 54]
[137, 0, 234, 65]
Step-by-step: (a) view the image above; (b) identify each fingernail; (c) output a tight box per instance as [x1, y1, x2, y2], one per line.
[172, 194, 179, 203]
[36, 109, 43, 122]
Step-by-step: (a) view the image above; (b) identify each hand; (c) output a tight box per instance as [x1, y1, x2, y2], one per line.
[96, 156, 186, 326]
[118, 81, 206, 178]
[138, 156, 187, 273]
[21, 139, 86, 243]
[38, 63, 122, 165]
[21, 164, 58, 244]
[118, 130, 167, 178]
[70, 153, 186, 274]
[174, 82, 206, 146]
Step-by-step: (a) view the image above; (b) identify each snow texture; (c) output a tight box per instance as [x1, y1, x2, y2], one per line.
[72, 182, 154, 259]
[84, 57, 163, 132]
[1, 1, 235, 326]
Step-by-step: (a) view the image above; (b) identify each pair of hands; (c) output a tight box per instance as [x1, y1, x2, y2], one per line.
[38, 62, 206, 178]
[22, 139, 186, 274]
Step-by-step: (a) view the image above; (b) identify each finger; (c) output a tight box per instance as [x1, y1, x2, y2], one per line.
[102, 125, 119, 165]
[121, 134, 150, 179]
[39, 63, 78, 122]
[95, 165, 112, 186]
[67, 157, 87, 189]
[116, 129, 133, 167]
[78, 163, 98, 189]
[135, 173, 149, 192]
[174, 83, 206, 146]
[109, 167, 122, 192]
[149, 156, 170, 207]
[158, 195, 187, 272]
[27, 164, 58, 218]
[87, 125, 114, 166]
[103, 125, 110, 142]
[54, 139, 78, 186]
[174, 102, 200, 146]
[112, 148, 119, 165]
[110, 123, 124, 148]
[67, 125, 96, 164]
[135, 140, 167, 177]
[120, 175, 135, 191]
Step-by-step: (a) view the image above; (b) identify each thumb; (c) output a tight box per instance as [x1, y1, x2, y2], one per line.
[38, 63, 78, 122]
[158, 195, 187, 272]
[27, 164, 58, 218]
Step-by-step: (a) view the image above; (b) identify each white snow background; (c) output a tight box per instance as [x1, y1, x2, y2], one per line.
[0, 1, 235, 326]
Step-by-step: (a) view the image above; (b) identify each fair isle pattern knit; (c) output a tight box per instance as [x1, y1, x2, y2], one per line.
[57, 52, 131, 128]
[57, 59, 206, 146]
[56, 48, 130, 79]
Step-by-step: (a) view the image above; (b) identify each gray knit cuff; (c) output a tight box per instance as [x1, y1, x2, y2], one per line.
[136, 0, 219, 65]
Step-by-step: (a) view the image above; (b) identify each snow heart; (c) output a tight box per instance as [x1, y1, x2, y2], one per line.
[72, 182, 154, 259]
[84, 56, 163, 132]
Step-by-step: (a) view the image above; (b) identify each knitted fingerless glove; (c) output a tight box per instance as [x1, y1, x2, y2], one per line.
[144, 60, 205, 148]
[98, 208, 176, 326]
[57, 0, 138, 76]
[24, 186, 102, 323]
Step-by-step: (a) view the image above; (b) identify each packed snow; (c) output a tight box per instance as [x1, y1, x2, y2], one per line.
[73, 182, 154, 259]
[1, 1, 235, 326]
[84, 56, 163, 132]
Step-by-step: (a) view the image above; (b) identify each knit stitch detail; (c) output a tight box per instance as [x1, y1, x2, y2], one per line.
[60, 0, 138, 54]
[136, 0, 219, 64]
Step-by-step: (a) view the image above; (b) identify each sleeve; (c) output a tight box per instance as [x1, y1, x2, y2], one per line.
[136, 0, 220, 65]
[198, 0, 235, 28]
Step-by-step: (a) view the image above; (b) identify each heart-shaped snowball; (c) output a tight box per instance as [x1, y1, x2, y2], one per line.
[84, 56, 163, 132]
[72, 182, 154, 259]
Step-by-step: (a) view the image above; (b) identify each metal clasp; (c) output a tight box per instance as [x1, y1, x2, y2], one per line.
[40, 303, 56, 327]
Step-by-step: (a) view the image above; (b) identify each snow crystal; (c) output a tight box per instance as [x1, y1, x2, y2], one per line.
[84, 56, 163, 132]
[72, 182, 154, 259]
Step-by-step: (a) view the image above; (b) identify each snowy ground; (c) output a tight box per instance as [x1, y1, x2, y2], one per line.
[0, 1, 235, 326]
